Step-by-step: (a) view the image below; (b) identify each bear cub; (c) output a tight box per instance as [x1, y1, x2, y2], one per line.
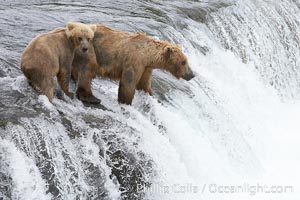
[21, 22, 96, 102]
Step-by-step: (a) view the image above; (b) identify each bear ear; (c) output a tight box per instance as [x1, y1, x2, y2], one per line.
[164, 46, 173, 60]
[67, 22, 76, 31]
[89, 24, 97, 32]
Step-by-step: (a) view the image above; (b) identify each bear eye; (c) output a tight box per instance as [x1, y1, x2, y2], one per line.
[87, 38, 90, 42]
[181, 60, 186, 65]
[78, 37, 82, 42]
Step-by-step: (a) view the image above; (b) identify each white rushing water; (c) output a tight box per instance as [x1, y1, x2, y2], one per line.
[0, 0, 300, 199]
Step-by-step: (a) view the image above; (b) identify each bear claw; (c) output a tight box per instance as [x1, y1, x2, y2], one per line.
[77, 94, 101, 104]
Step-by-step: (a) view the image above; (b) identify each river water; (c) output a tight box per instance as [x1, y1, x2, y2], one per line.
[0, 0, 300, 199]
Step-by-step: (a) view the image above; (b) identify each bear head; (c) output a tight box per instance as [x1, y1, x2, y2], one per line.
[163, 45, 195, 81]
[66, 22, 97, 53]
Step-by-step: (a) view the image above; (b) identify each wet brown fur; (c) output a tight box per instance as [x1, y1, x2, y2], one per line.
[21, 22, 96, 102]
[72, 24, 193, 105]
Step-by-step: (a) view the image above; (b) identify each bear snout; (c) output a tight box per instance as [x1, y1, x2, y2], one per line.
[80, 40, 89, 53]
[82, 47, 88, 53]
[182, 71, 195, 81]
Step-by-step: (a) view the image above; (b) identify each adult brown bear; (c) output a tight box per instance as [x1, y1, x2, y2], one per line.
[72, 24, 195, 105]
[21, 22, 96, 102]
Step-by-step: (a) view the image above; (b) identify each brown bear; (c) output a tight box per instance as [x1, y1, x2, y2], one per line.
[72, 24, 195, 105]
[21, 22, 97, 102]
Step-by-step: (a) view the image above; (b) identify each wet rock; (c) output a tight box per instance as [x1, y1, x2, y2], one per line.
[0, 74, 154, 199]
[83, 114, 155, 200]
[0, 172, 12, 200]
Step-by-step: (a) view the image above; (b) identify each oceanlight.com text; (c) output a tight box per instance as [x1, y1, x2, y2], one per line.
[137, 182, 294, 196]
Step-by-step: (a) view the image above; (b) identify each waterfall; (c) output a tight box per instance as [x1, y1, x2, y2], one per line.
[0, 0, 299, 199]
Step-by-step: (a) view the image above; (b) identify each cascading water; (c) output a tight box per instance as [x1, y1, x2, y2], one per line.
[208, 0, 300, 99]
[0, 0, 299, 200]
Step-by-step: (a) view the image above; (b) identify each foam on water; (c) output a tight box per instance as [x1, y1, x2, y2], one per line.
[1, 0, 300, 199]
[0, 139, 51, 200]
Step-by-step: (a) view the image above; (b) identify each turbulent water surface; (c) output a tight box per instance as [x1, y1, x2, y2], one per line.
[0, 0, 300, 199]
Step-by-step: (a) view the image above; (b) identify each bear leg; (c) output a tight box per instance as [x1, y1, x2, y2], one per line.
[137, 68, 153, 96]
[43, 78, 55, 101]
[33, 76, 55, 102]
[76, 66, 100, 104]
[71, 66, 79, 82]
[57, 68, 72, 98]
[26, 70, 55, 102]
[118, 68, 136, 105]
